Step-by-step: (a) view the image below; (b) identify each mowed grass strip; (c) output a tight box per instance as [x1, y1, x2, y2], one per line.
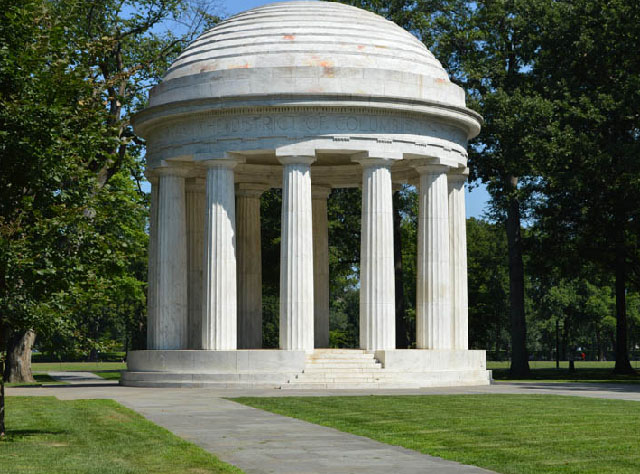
[32, 361, 126, 381]
[0, 397, 241, 474]
[234, 394, 640, 474]
[6, 374, 65, 387]
[32, 362, 127, 372]
[487, 361, 640, 383]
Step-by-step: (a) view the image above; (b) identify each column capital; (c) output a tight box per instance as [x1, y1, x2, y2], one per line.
[185, 177, 206, 192]
[153, 165, 193, 178]
[236, 182, 270, 198]
[412, 163, 450, 175]
[277, 155, 316, 166]
[144, 170, 159, 184]
[352, 155, 394, 168]
[448, 167, 470, 184]
[203, 158, 243, 169]
[311, 185, 331, 200]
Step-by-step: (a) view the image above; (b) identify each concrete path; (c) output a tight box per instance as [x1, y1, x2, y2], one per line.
[121, 392, 491, 474]
[8, 379, 640, 473]
[48, 371, 113, 384]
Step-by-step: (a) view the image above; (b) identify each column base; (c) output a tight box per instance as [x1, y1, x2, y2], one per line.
[373, 349, 491, 387]
[121, 349, 491, 389]
[121, 350, 306, 388]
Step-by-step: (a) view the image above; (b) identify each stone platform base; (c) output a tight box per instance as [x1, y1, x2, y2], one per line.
[121, 349, 491, 389]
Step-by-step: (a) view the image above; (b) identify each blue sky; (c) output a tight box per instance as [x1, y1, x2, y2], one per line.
[221, 0, 309, 16]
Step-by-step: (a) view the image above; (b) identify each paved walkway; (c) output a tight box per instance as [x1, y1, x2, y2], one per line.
[8, 378, 640, 473]
[48, 371, 113, 384]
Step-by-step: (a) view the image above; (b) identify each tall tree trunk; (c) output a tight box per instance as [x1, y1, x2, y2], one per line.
[1, 355, 5, 437]
[393, 192, 408, 349]
[613, 219, 634, 374]
[4, 330, 36, 383]
[505, 176, 530, 377]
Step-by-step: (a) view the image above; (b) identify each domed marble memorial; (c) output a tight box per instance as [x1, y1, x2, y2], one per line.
[122, 1, 491, 388]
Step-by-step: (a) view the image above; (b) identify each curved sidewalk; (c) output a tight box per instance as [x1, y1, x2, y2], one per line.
[8, 380, 640, 473]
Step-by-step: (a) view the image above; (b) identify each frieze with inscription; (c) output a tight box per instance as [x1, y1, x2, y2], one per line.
[149, 110, 467, 149]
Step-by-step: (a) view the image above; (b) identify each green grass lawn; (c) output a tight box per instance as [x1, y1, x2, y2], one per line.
[31, 361, 125, 381]
[488, 360, 640, 383]
[32, 361, 126, 372]
[92, 370, 122, 380]
[0, 396, 241, 473]
[5, 374, 65, 387]
[235, 394, 640, 474]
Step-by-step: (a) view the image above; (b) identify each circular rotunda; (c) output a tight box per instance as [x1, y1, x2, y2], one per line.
[123, 1, 491, 389]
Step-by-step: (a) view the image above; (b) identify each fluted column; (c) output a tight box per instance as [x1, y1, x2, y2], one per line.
[236, 183, 267, 349]
[146, 174, 159, 349]
[279, 155, 315, 351]
[186, 178, 205, 349]
[154, 167, 189, 350]
[415, 163, 452, 349]
[357, 158, 396, 351]
[448, 169, 469, 350]
[312, 186, 331, 348]
[202, 160, 238, 350]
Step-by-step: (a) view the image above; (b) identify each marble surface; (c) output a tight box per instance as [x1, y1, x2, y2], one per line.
[202, 162, 238, 350]
[236, 183, 266, 349]
[279, 157, 315, 350]
[416, 164, 452, 349]
[358, 160, 396, 350]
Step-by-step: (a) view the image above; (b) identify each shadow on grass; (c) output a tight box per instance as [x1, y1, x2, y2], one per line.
[2, 429, 69, 439]
[493, 367, 640, 384]
[5, 374, 65, 387]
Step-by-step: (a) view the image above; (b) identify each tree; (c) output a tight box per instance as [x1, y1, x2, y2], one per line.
[466, 218, 510, 354]
[532, 0, 640, 374]
[0, 0, 221, 382]
[1, 0, 115, 381]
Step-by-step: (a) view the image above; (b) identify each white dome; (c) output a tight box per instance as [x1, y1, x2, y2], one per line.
[149, 1, 466, 108]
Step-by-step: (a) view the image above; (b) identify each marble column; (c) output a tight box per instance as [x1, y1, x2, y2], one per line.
[279, 156, 315, 351]
[312, 186, 331, 348]
[146, 174, 159, 349]
[236, 183, 267, 349]
[186, 178, 205, 349]
[415, 164, 452, 349]
[358, 158, 396, 351]
[448, 169, 469, 350]
[202, 160, 237, 350]
[154, 167, 189, 350]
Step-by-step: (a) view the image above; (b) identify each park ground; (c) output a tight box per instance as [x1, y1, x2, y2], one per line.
[2, 361, 640, 473]
[12, 359, 640, 386]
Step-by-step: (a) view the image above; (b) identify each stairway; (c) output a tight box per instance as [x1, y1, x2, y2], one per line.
[280, 349, 420, 389]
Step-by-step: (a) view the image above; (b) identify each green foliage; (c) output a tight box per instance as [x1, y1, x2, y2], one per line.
[327, 189, 362, 347]
[466, 218, 509, 351]
[0, 0, 219, 359]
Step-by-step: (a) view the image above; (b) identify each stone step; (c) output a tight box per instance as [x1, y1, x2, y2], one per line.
[306, 353, 375, 360]
[295, 371, 398, 380]
[122, 371, 294, 383]
[303, 363, 382, 369]
[293, 376, 388, 383]
[280, 382, 423, 390]
[311, 349, 369, 354]
[123, 380, 284, 389]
